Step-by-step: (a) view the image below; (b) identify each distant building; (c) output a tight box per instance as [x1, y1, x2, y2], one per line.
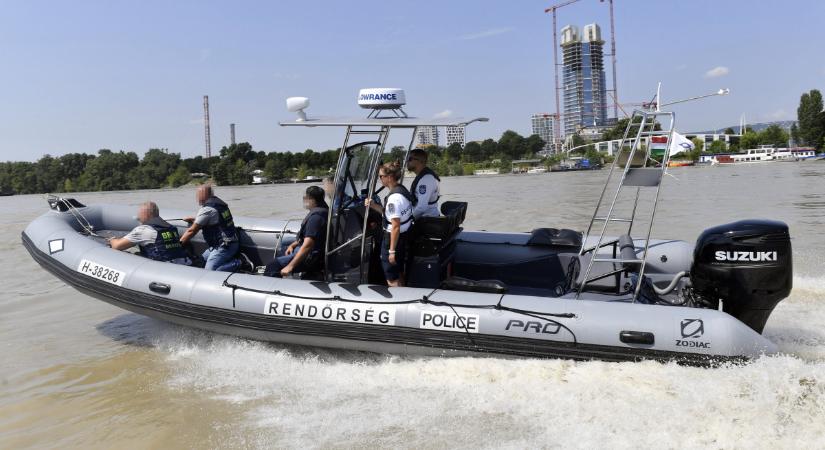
[561, 23, 608, 137]
[531, 113, 560, 154]
[416, 126, 439, 147]
[445, 125, 465, 147]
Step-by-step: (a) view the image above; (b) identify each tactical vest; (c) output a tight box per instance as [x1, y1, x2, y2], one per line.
[139, 220, 189, 262]
[410, 167, 441, 206]
[202, 196, 237, 248]
[383, 185, 414, 231]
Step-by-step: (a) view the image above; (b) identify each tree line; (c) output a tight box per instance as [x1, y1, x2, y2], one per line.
[0, 130, 548, 195]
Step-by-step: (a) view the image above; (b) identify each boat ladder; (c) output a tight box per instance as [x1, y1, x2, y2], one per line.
[576, 110, 676, 301]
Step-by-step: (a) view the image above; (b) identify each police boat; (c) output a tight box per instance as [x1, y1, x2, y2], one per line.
[22, 89, 793, 365]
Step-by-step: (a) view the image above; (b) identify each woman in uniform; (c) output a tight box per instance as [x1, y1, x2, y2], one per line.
[366, 161, 413, 287]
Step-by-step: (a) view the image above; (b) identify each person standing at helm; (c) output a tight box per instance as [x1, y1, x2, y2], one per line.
[366, 161, 414, 287]
[109, 202, 191, 265]
[406, 148, 441, 219]
[180, 184, 241, 272]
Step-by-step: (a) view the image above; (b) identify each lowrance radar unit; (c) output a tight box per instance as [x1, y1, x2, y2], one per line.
[357, 88, 407, 118]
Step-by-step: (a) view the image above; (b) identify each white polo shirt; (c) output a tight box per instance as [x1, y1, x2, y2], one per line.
[411, 173, 440, 219]
[384, 192, 413, 233]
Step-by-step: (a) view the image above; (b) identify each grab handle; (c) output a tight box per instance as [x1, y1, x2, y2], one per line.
[619, 330, 654, 345]
[149, 282, 171, 295]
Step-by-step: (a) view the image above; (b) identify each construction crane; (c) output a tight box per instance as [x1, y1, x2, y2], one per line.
[544, 0, 620, 136]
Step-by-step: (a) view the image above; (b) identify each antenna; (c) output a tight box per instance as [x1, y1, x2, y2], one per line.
[230, 123, 236, 145]
[203, 95, 212, 158]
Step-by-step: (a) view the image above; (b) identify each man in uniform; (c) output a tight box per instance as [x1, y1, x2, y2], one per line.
[108, 202, 191, 265]
[180, 184, 242, 272]
[406, 148, 441, 219]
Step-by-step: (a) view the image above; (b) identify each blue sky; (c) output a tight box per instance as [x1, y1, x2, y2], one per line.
[1, 0, 823, 161]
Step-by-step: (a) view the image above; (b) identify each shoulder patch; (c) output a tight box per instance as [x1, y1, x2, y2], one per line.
[418, 185, 427, 195]
[387, 203, 395, 214]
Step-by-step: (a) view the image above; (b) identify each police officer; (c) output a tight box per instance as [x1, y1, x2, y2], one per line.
[406, 148, 441, 219]
[180, 184, 241, 272]
[264, 186, 329, 278]
[366, 161, 413, 287]
[108, 202, 191, 265]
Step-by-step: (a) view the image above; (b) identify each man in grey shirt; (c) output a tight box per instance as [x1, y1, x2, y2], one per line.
[109, 202, 191, 265]
[180, 184, 241, 271]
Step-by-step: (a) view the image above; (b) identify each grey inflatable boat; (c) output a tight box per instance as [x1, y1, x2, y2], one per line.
[22, 107, 793, 365]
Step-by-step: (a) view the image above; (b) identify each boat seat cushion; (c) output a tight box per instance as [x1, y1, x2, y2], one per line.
[440, 276, 508, 294]
[526, 228, 582, 247]
[413, 215, 458, 242]
[440, 201, 467, 225]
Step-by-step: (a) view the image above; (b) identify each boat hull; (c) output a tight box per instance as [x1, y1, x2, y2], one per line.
[22, 205, 778, 365]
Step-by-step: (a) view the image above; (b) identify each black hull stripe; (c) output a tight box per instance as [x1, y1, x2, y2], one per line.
[22, 232, 735, 366]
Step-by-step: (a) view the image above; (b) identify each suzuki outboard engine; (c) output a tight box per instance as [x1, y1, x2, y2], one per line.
[690, 220, 792, 333]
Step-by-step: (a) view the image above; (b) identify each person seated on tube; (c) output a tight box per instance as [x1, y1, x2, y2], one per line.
[264, 186, 329, 278]
[365, 161, 414, 287]
[108, 201, 192, 265]
[180, 184, 242, 272]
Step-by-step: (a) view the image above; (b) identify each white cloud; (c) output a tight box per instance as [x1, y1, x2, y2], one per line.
[433, 110, 453, 119]
[458, 27, 512, 41]
[766, 109, 788, 120]
[704, 66, 729, 78]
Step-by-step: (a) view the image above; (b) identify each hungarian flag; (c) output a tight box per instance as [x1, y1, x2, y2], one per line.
[650, 136, 669, 156]
[650, 132, 694, 157]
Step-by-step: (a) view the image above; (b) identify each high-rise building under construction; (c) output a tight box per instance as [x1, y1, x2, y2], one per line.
[561, 23, 608, 137]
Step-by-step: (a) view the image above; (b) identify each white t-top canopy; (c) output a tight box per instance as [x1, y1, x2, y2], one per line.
[279, 116, 489, 128]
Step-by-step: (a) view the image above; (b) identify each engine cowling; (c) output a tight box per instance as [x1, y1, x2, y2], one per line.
[690, 220, 792, 333]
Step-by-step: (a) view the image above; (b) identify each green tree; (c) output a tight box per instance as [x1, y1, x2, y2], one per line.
[524, 134, 546, 156]
[790, 123, 800, 145]
[739, 131, 760, 151]
[166, 164, 191, 187]
[463, 141, 483, 162]
[498, 130, 526, 159]
[77, 149, 139, 191]
[758, 124, 789, 148]
[723, 127, 735, 135]
[443, 143, 462, 164]
[601, 118, 631, 141]
[387, 145, 406, 163]
[480, 139, 498, 160]
[132, 148, 182, 189]
[685, 138, 704, 161]
[797, 89, 825, 149]
[264, 158, 288, 181]
[708, 140, 727, 153]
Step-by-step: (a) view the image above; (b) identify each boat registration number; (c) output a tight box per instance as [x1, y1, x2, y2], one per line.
[77, 259, 125, 286]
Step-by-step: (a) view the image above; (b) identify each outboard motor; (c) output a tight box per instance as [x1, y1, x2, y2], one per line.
[690, 220, 792, 333]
